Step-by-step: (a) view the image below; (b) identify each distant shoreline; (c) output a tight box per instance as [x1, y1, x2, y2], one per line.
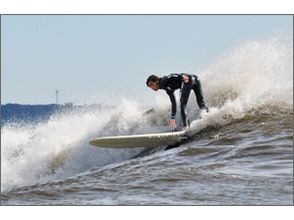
[1, 103, 103, 124]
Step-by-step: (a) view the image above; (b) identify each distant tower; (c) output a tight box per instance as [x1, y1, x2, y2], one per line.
[55, 89, 59, 104]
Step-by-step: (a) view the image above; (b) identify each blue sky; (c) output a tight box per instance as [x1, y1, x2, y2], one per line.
[1, 15, 293, 104]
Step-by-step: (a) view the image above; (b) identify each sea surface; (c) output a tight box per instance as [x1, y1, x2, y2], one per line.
[1, 36, 293, 205]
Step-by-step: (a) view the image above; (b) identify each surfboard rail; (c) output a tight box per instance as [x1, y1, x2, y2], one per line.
[89, 130, 188, 148]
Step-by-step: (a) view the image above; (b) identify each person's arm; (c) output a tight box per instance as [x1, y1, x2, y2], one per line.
[166, 90, 176, 118]
[166, 90, 177, 130]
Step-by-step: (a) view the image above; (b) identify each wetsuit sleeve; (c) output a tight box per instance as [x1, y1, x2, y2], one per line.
[166, 90, 176, 118]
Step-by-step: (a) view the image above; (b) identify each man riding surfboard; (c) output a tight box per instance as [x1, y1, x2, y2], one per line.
[146, 73, 209, 131]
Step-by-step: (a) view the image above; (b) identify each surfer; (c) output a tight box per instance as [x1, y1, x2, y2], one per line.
[146, 73, 209, 131]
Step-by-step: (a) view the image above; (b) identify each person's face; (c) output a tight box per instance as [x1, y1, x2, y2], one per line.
[148, 81, 159, 91]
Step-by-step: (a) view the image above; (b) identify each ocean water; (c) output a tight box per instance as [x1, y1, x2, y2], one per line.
[1, 35, 293, 205]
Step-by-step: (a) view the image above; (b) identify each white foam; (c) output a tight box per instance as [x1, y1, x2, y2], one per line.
[201, 34, 293, 108]
[188, 35, 293, 132]
[1, 102, 148, 192]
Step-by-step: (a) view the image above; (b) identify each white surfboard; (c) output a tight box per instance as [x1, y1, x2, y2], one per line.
[89, 130, 189, 148]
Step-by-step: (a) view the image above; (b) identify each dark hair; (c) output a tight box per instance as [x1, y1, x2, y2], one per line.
[146, 75, 159, 86]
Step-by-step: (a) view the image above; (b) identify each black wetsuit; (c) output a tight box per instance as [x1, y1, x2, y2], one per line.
[159, 73, 208, 127]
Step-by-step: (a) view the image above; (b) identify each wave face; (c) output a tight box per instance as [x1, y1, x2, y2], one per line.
[1, 35, 293, 205]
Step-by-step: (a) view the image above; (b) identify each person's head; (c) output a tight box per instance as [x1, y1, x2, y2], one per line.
[146, 75, 160, 91]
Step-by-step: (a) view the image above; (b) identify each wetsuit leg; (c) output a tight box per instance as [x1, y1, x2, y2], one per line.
[192, 75, 207, 110]
[180, 78, 193, 127]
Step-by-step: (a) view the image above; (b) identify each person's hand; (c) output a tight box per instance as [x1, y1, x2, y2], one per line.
[168, 118, 176, 130]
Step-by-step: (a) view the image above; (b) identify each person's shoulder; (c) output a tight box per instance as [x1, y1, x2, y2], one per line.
[167, 73, 179, 77]
[166, 73, 182, 80]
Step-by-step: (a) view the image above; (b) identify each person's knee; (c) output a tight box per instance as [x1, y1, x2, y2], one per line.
[180, 101, 188, 114]
[180, 96, 189, 104]
[194, 78, 202, 89]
